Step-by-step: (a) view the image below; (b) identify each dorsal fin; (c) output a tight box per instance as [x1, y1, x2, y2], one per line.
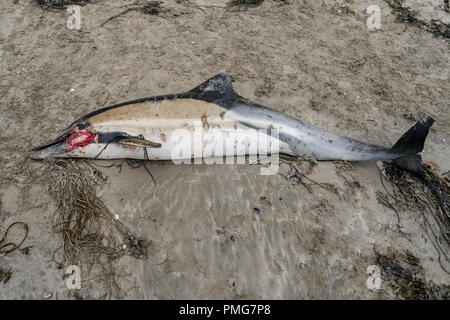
[189, 73, 237, 96]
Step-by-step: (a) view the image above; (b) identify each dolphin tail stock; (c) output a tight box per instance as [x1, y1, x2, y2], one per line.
[389, 117, 435, 173]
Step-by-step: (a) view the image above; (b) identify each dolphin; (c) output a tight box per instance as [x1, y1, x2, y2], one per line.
[32, 73, 434, 173]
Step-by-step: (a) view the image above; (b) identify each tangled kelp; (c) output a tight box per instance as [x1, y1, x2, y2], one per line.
[47, 160, 148, 299]
[377, 161, 450, 275]
[0, 266, 12, 284]
[35, 0, 93, 9]
[141, 1, 164, 15]
[384, 0, 450, 39]
[0, 221, 29, 287]
[278, 155, 342, 197]
[375, 249, 449, 299]
[0, 222, 29, 256]
[227, 0, 265, 8]
[35, 0, 165, 16]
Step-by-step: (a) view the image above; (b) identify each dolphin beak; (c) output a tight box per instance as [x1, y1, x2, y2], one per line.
[31, 140, 70, 160]
[31, 130, 73, 160]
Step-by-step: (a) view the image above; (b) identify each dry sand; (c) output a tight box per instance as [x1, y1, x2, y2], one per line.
[0, 0, 449, 299]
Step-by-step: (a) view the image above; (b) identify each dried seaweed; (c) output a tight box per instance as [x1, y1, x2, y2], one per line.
[375, 249, 449, 299]
[141, 1, 164, 15]
[0, 222, 29, 256]
[100, 1, 169, 27]
[227, 0, 265, 8]
[35, 0, 93, 9]
[0, 266, 12, 284]
[279, 156, 342, 197]
[384, 0, 450, 39]
[46, 159, 148, 299]
[35, 0, 165, 17]
[378, 161, 450, 274]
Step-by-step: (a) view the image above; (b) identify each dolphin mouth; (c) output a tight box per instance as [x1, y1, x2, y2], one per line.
[31, 140, 71, 160]
[31, 130, 71, 159]
[32, 132, 70, 152]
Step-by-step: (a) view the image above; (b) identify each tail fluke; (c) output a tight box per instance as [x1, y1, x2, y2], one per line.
[390, 117, 435, 155]
[390, 117, 434, 174]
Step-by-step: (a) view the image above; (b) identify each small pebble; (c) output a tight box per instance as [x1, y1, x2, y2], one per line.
[43, 292, 52, 299]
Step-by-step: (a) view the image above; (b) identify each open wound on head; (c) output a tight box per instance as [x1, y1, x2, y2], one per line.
[66, 128, 97, 148]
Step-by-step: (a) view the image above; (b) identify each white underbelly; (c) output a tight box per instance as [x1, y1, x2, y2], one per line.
[67, 126, 294, 160]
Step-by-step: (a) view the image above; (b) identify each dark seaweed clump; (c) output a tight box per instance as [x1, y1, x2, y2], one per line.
[375, 250, 449, 299]
[0, 267, 12, 284]
[376, 161, 450, 295]
[35, 0, 92, 9]
[141, 1, 164, 15]
[381, 162, 450, 246]
[227, 0, 265, 7]
[384, 0, 450, 39]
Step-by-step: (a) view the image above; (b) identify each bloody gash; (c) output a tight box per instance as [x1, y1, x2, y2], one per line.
[32, 73, 434, 173]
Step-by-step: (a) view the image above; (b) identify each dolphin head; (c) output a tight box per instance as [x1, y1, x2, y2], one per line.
[31, 123, 98, 159]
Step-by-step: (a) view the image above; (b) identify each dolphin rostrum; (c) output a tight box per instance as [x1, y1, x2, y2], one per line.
[32, 73, 434, 173]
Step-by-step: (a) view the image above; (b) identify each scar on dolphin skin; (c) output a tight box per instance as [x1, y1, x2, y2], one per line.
[201, 113, 210, 130]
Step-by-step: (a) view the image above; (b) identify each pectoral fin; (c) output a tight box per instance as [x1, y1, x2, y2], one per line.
[119, 137, 162, 148]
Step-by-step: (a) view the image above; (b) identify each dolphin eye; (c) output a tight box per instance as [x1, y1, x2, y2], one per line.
[66, 129, 97, 148]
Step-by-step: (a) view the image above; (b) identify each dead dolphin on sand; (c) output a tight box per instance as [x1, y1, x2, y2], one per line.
[32, 74, 434, 173]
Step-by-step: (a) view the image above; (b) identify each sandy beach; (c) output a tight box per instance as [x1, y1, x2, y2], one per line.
[0, 0, 449, 299]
